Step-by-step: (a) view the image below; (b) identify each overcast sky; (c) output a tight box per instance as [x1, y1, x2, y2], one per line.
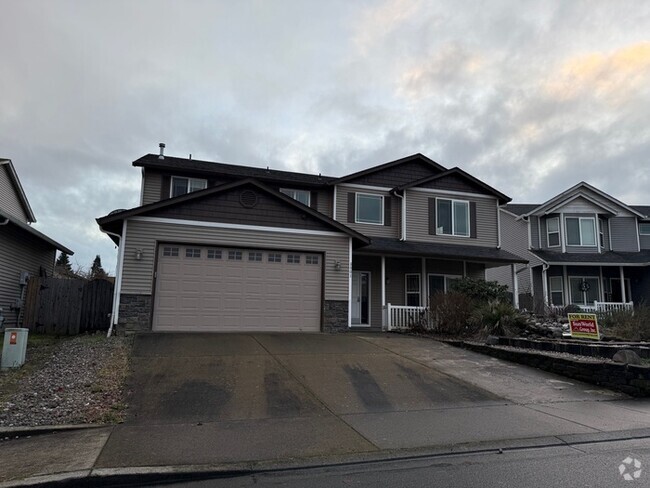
[2, 0, 649, 273]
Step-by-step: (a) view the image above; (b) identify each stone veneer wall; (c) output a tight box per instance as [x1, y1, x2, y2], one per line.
[446, 340, 650, 397]
[323, 300, 349, 333]
[118, 294, 152, 335]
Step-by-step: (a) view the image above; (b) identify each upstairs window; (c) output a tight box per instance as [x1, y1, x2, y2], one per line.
[599, 218, 606, 248]
[565, 217, 596, 246]
[436, 199, 469, 237]
[355, 193, 384, 225]
[171, 176, 207, 197]
[280, 189, 311, 206]
[547, 217, 560, 247]
[640, 223, 650, 235]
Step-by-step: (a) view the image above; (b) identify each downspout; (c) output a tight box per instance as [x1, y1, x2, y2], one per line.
[100, 222, 126, 338]
[541, 262, 550, 306]
[496, 205, 502, 249]
[391, 189, 406, 241]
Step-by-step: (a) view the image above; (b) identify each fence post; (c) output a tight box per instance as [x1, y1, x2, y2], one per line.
[387, 303, 391, 331]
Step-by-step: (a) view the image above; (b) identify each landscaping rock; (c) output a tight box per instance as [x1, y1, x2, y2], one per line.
[612, 349, 643, 365]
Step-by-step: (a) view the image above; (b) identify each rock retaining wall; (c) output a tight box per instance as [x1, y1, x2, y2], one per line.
[445, 340, 650, 397]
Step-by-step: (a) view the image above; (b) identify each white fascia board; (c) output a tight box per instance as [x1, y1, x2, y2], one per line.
[408, 187, 497, 200]
[543, 261, 649, 267]
[338, 183, 392, 192]
[130, 216, 349, 237]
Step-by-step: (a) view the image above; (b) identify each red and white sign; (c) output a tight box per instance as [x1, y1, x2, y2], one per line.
[9, 332, 17, 345]
[568, 313, 600, 340]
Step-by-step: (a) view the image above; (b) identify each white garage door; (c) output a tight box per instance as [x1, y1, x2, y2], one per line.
[153, 244, 323, 332]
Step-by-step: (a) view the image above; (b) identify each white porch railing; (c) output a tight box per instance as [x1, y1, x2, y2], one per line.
[550, 301, 633, 315]
[386, 303, 429, 331]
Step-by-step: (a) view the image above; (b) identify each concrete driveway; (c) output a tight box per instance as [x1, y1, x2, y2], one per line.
[96, 333, 650, 468]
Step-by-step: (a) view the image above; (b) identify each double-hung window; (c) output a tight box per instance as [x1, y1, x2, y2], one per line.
[640, 223, 650, 235]
[280, 189, 311, 206]
[598, 218, 606, 248]
[355, 193, 384, 225]
[565, 217, 596, 246]
[546, 217, 560, 247]
[405, 274, 421, 307]
[171, 176, 207, 197]
[436, 199, 469, 237]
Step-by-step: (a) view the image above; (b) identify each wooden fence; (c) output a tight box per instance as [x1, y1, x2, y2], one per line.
[23, 277, 114, 335]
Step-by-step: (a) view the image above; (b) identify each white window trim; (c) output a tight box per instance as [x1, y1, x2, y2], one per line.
[598, 218, 605, 250]
[546, 217, 560, 248]
[170, 176, 207, 198]
[548, 276, 564, 306]
[435, 198, 470, 237]
[427, 273, 462, 298]
[568, 276, 600, 305]
[405, 273, 421, 307]
[355, 192, 384, 225]
[280, 188, 311, 206]
[565, 217, 597, 247]
[640, 223, 650, 235]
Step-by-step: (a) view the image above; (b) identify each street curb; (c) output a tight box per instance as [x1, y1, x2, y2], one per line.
[5, 428, 650, 487]
[0, 424, 110, 439]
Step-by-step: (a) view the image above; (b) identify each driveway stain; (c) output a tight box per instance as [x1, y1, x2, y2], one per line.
[343, 364, 392, 412]
[395, 362, 499, 403]
[162, 380, 232, 420]
[264, 372, 312, 417]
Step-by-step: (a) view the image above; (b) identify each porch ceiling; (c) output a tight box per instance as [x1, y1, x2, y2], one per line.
[532, 250, 650, 266]
[357, 237, 527, 266]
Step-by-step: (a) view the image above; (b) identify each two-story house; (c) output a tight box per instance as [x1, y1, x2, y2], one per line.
[97, 146, 526, 334]
[487, 182, 650, 312]
[0, 158, 73, 328]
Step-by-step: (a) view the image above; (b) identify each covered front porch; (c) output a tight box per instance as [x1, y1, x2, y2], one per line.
[349, 238, 527, 331]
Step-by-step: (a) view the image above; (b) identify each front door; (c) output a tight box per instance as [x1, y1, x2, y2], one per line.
[351, 271, 370, 326]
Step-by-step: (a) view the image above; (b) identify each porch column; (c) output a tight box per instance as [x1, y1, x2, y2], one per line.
[381, 256, 386, 329]
[619, 266, 627, 303]
[542, 266, 549, 305]
[563, 265, 569, 306]
[599, 266, 604, 302]
[511, 264, 519, 309]
[421, 257, 427, 305]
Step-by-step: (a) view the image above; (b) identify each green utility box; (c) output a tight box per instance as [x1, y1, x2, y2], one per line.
[1, 328, 29, 369]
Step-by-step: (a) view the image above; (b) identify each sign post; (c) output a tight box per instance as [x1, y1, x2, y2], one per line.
[568, 313, 600, 340]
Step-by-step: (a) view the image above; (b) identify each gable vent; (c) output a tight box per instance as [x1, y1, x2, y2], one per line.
[240, 190, 258, 208]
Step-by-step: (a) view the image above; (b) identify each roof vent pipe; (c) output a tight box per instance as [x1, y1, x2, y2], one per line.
[159, 143, 166, 159]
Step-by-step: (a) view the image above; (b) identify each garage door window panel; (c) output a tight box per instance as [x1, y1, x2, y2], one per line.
[163, 247, 179, 257]
[249, 252, 263, 262]
[185, 248, 201, 258]
[207, 249, 222, 259]
[287, 254, 301, 264]
[228, 250, 243, 260]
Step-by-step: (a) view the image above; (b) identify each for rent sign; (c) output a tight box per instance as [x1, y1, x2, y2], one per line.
[568, 313, 600, 340]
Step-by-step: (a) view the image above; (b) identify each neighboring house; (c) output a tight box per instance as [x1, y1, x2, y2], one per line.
[486, 182, 650, 312]
[0, 159, 73, 328]
[97, 146, 526, 334]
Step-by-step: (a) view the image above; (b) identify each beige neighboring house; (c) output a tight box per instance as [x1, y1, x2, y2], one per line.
[0, 158, 73, 328]
[97, 147, 526, 335]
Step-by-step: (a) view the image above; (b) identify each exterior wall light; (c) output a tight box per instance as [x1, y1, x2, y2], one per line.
[135, 249, 143, 261]
[334, 260, 342, 271]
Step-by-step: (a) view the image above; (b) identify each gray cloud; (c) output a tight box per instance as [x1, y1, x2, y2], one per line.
[1, 0, 649, 272]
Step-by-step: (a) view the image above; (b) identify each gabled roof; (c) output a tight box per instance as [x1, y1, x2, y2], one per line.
[328, 153, 447, 186]
[133, 154, 335, 186]
[0, 159, 36, 222]
[502, 204, 539, 216]
[519, 182, 646, 219]
[397, 167, 512, 204]
[531, 249, 650, 266]
[0, 210, 73, 254]
[97, 178, 370, 245]
[631, 205, 650, 219]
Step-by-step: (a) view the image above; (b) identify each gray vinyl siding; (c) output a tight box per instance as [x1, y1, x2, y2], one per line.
[316, 189, 332, 218]
[609, 217, 639, 252]
[141, 170, 163, 205]
[335, 186, 399, 238]
[0, 165, 29, 222]
[405, 189, 498, 246]
[121, 219, 350, 301]
[530, 216, 540, 249]
[345, 160, 441, 187]
[560, 196, 607, 214]
[0, 224, 56, 328]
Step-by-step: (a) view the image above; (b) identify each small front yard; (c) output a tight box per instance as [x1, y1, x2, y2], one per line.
[0, 333, 131, 427]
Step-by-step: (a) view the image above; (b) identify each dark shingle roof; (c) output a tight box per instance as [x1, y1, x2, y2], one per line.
[631, 205, 650, 218]
[358, 237, 527, 265]
[503, 204, 539, 216]
[133, 154, 336, 186]
[531, 250, 650, 265]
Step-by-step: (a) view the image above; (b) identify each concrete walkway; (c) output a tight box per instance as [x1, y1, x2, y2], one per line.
[2, 333, 650, 485]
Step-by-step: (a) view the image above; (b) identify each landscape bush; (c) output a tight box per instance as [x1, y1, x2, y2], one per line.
[468, 300, 528, 338]
[448, 278, 509, 303]
[599, 305, 650, 341]
[427, 291, 476, 337]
